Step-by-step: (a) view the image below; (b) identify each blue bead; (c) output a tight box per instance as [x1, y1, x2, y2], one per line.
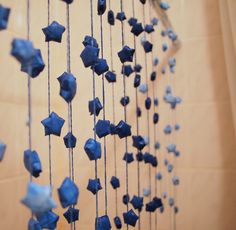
[93, 58, 109, 75]
[145, 97, 152, 110]
[24, 149, 42, 178]
[115, 120, 132, 138]
[145, 24, 154, 33]
[123, 209, 139, 227]
[82, 36, 98, 48]
[123, 194, 130, 205]
[136, 152, 143, 162]
[42, 21, 65, 43]
[150, 71, 157, 81]
[63, 207, 79, 224]
[130, 195, 143, 211]
[134, 74, 141, 88]
[118, 46, 135, 63]
[87, 178, 102, 195]
[107, 10, 115, 25]
[120, 96, 130, 106]
[95, 119, 111, 138]
[37, 211, 59, 229]
[28, 218, 41, 230]
[96, 215, 111, 230]
[97, 0, 107, 15]
[41, 112, 65, 136]
[58, 72, 77, 102]
[80, 45, 99, 68]
[128, 17, 137, 26]
[0, 141, 6, 161]
[131, 23, 144, 36]
[142, 40, 153, 53]
[133, 64, 142, 72]
[123, 152, 134, 164]
[160, 1, 170, 10]
[84, 138, 102, 161]
[0, 4, 10, 30]
[122, 65, 133, 77]
[105, 71, 116, 83]
[153, 113, 159, 124]
[110, 176, 120, 189]
[116, 12, 126, 21]
[89, 97, 103, 116]
[132, 135, 146, 150]
[63, 132, 77, 148]
[58, 177, 79, 208]
[114, 216, 122, 229]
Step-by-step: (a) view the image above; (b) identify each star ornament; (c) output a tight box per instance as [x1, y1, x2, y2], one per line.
[41, 112, 65, 136]
[118, 46, 135, 63]
[123, 209, 139, 227]
[28, 218, 41, 230]
[114, 216, 122, 229]
[89, 97, 103, 116]
[87, 178, 102, 195]
[0, 4, 10, 30]
[21, 182, 56, 215]
[96, 215, 111, 230]
[132, 135, 146, 150]
[84, 138, 102, 161]
[36, 211, 59, 229]
[115, 120, 132, 139]
[97, 0, 107, 15]
[42, 21, 65, 43]
[63, 207, 79, 224]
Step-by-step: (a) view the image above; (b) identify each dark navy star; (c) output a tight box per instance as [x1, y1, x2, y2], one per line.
[87, 178, 102, 195]
[96, 215, 111, 230]
[123, 209, 139, 227]
[36, 211, 59, 229]
[118, 46, 135, 63]
[42, 21, 65, 43]
[63, 207, 79, 224]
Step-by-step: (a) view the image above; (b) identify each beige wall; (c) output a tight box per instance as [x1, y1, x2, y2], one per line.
[0, 0, 235, 230]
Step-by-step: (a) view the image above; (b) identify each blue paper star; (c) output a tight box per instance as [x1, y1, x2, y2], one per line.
[42, 21, 65, 43]
[133, 64, 142, 72]
[105, 71, 116, 83]
[115, 120, 131, 139]
[142, 40, 153, 53]
[145, 97, 152, 110]
[150, 71, 157, 81]
[83, 35, 98, 48]
[167, 164, 173, 173]
[36, 211, 59, 229]
[162, 42, 168, 52]
[97, 0, 107, 15]
[114, 216, 122, 229]
[87, 178, 102, 195]
[110, 176, 120, 189]
[172, 176, 180, 186]
[130, 195, 143, 211]
[156, 172, 162, 180]
[164, 158, 169, 166]
[143, 188, 151, 197]
[107, 10, 115, 25]
[58, 177, 79, 208]
[123, 152, 134, 164]
[160, 1, 170, 10]
[93, 58, 109, 75]
[122, 65, 133, 77]
[151, 17, 159, 26]
[120, 96, 130, 106]
[63, 207, 79, 224]
[145, 24, 154, 33]
[118, 46, 135, 63]
[28, 218, 41, 230]
[128, 17, 137, 26]
[169, 197, 175, 207]
[123, 194, 130, 205]
[139, 84, 148, 93]
[136, 151, 143, 162]
[164, 125, 172, 134]
[80, 45, 99, 68]
[41, 112, 65, 136]
[132, 135, 146, 150]
[131, 23, 144, 36]
[154, 97, 159, 106]
[63, 132, 77, 148]
[21, 182, 56, 215]
[123, 209, 139, 227]
[0, 141, 6, 161]
[58, 72, 77, 102]
[167, 143, 176, 153]
[116, 12, 126, 21]
[95, 119, 111, 138]
[24, 149, 42, 178]
[0, 4, 10, 30]
[155, 141, 160, 150]
[96, 215, 111, 230]
[89, 97, 103, 116]
[153, 113, 159, 124]
[134, 74, 141, 88]
[84, 138, 102, 160]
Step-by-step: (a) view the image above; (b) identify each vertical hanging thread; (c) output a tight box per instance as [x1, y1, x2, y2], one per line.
[90, 0, 99, 225]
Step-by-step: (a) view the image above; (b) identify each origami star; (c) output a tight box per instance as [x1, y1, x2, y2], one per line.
[151, 156, 158, 167]
[146, 200, 157, 212]
[160, 1, 170, 10]
[142, 40, 153, 53]
[154, 141, 160, 150]
[58, 177, 79, 208]
[120, 96, 130, 106]
[161, 30, 167, 37]
[118, 46, 135, 63]
[21, 182, 56, 215]
[128, 17, 137, 26]
[153, 57, 159, 66]
[21, 49, 45, 78]
[42, 21, 65, 43]
[110, 176, 120, 189]
[97, 0, 107, 15]
[24, 149, 42, 178]
[116, 12, 126, 21]
[151, 17, 159, 26]
[145, 97, 152, 110]
[160, 206, 165, 213]
[122, 65, 133, 77]
[145, 24, 154, 33]
[96, 215, 111, 230]
[143, 152, 153, 164]
[150, 71, 157, 81]
[143, 136, 149, 145]
[95, 119, 111, 138]
[139, 84, 148, 93]
[172, 176, 180, 186]
[115, 120, 131, 139]
[136, 107, 142, 117]
[164, 125, 172, 134]
[11, 38, 35, 66]
[123, 209, 139, 227]
[162, 191, 168, 199]
[139, 0, 146, 4]
[134, 74, 141, 88]
[123, 194, 130, 205]
[167, 164, 173, 173]
[169, 197, 175, 207]
[131, 23, 144, 36]
[63, 132, 77, 148]
[89, 97, 103, 116]
[154, 97, 159, 106]
[175, 124, 180, 131]
[169, 57, 176, 68]
[130, 195, 143, 211]
[84, 138, 102, 160]
[83, 35, 99, 48]
[114, 216, 122, 229]
[0, 141, 6, 161]
[63, 207, 79, 224]
[153, 197, 163, 209]
[123, 152, 134, 164]
[164, 159, 168, 166]
[162, 42, 168, 52]
[134, 64, 142, 73]
[110, 123, 118, 135]
[174, 206, 179, 214]
[58, 72, 77, 102]
[143, 188, 151, 197]
[87, 178, 102, 195]
[167, 143, 176, 153]
[105, 71, 116, 83]
[0, 4, 10, 30]
[156, 172, 162, 180]
[153, 113, 159, 124]
[41, 112, 65, 136]
[37, 211, 59, 229]
[174, 150, 181, 157]
[93, 58, 109, 75]
[136, 152, 143, 162]
[61, 0, 74, 4]
[167, 28, 178, 41]
[107, 10, 115, 25]
[132, 135, 146, 150]
[80, 45, 99, 67]
[28, 218, 41, 230]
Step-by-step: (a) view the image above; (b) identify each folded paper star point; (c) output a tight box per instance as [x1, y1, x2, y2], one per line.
[118, 46, 135, 63]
